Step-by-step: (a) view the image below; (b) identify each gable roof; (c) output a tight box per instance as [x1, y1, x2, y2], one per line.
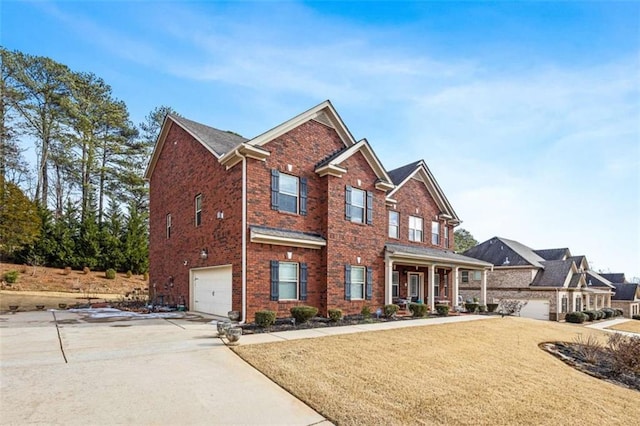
[387, 160, 460, 224]
[145, 114, 249, 179]
[314, 139, 394, 190]
[534, 248, 571, 261]
[568, 255, 589, 270]
[464, 237, 546, 268]
[584, 270, 616, 289]
[600, 273, 627, 284]
[530, 260, 576, 287]
[611, 283, 640, 301]
[247, 100, 356, 148]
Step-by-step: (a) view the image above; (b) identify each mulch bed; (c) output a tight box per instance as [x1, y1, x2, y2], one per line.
[541, 341, 639, 391]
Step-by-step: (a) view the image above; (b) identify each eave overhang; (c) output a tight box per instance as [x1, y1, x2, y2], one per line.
[250, 227, 327, 250]
[219, 143, 270, 169]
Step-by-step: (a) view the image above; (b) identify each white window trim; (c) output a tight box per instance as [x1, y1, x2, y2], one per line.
[431, 221, 440, 245]
[409, 216, 423, 242]
[350, 188, 366, 224]
[195, 194, 202, 227]
[389, 211, 399, 239]
[278, 262, 299, 301]
[351, 265, 365, 300]
[392, 271, 399, 298]
[279, 173, 299, 214]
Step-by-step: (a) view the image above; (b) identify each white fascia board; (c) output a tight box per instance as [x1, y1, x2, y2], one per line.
[389, 251, 492, 268]
[250, 232, 326, 250]
[247, 100, 356, 148]
[315, 164, 347, 177]
[323, 139, 394, 187]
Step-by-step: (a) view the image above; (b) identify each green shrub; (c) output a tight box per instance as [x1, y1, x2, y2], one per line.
[582, 310, 597, 321]
[464, 302, 478, 313]
[126, 270, 133, 278]
[409, 303, 428, 317]
[105, 269, 116, 279]
[602, 308, 614, 319]
[82, 266, 90, 274]
[383, 304, 399, 318]
[595, 310, 605, 320]
[435, 304, 449, 316]
[487, 303, 499, 313]
[3, 270, 19, 284]
[255, 310, 276, 327]
[290, 305, 318, 323]
[328, 308, 343, 322]
[361, 305, 371, 319]
[632, 315, 640, 320]
[614, 309, 624, 317]
[478, 305, 487, 313]
[565, 312, 587, 324]
[143, 272, 149, 281]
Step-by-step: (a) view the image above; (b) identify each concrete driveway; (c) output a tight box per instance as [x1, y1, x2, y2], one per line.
[0, 310, 331, 425]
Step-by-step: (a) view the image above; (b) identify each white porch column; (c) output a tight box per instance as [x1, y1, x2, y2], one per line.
[385, 257, 393, 305]
[481, 269, 488, 305]
[429, 264, 436, 311]
[453, 266, 460, 308]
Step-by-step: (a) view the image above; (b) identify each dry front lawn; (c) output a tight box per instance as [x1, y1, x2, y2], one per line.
[607, 320, 640, 334]
[234, 317, 639, 425]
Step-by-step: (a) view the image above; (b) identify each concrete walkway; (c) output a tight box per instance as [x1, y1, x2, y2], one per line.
[0, 310, 332, 426]
[585, 318, 639, 337]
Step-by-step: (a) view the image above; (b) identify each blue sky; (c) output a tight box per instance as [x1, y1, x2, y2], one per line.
[2, 0, 639, 279]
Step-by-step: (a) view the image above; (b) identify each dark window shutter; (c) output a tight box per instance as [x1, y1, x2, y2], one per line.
[271, 169, 279, 210]
[366, 267, 373, 300]
[366, 191, 373, 225]
[300, 177, 308, 216]
[300, 263, 308, 301]
[345, 185, 352, 220]
[270, 260, 279, 301]
[345, 264, 352, 301]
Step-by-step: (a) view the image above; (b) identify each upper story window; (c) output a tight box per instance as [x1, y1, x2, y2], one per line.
[271, 169, 307, 215]
[431, 221, 440, 245]
[388, 211, 399, 238]
[270, 260, 308, 301]
[444, 226, 449, 249]
[166, 214, 171, 239]
[345, 186, 373, 225]
[408, 216, 423, 242]
[195, 194, 202, 227]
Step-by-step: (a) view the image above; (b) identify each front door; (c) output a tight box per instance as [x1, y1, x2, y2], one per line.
[408, 273, 422, 302]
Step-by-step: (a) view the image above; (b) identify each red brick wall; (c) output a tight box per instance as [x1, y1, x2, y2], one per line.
[148, 122, 243, 310]
[388, 178, 453, 251]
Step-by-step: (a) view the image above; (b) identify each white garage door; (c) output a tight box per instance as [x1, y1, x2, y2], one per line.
[519, 299, 550, 321]
[191, 266, 232, 317]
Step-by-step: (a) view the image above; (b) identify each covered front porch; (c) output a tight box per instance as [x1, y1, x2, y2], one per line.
[384, 243, 493, 311]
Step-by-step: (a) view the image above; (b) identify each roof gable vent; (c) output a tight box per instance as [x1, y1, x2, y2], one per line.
[503, 256, 510, 265]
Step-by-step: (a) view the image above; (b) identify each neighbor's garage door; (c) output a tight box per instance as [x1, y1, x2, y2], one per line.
[519, 299, 550, 321]
[191, 266, 232, 317]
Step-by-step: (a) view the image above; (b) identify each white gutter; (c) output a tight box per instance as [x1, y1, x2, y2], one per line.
[241, 155, 247, 324]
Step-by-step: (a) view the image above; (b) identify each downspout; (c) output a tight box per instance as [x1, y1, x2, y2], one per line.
[241, 155, 247, 324]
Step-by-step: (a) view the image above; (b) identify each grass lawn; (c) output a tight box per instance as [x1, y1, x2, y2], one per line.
[606, 320, 640, 334]
[234, 317, 639, 425]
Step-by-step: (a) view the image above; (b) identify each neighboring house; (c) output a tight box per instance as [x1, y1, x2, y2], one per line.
[145, 100, 491, 321]
[611, 284, 640, 318]
[460, 237, 613, 321]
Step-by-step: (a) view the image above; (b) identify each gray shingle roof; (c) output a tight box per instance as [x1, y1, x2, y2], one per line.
[169, 114, 248, 156]
[568, 255, 587, 268]
[530, 260, 573, 287]
[387, 161, 422, 186]
[249, 225, 326, 244]
[534, 248, 570, 261]
[315, 147, 351, 168]
[463, 237, 545, 268]
[601, 273, 627, 284]
[612, 283, 639, 301]
[584, 270, 615, 289]
[385, 243, 492, 267]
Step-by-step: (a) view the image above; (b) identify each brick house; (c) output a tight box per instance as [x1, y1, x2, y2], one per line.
[461, 237, 613, 321]
[145, 101, 491, 322]
[601, 273, 640, 318]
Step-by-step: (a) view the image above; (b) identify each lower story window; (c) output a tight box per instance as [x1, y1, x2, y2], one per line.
[561, 295, 568, 313]
[392, 271, 399, 298]
[270, 260, 308, 301]
[351, 266, 365, 300]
